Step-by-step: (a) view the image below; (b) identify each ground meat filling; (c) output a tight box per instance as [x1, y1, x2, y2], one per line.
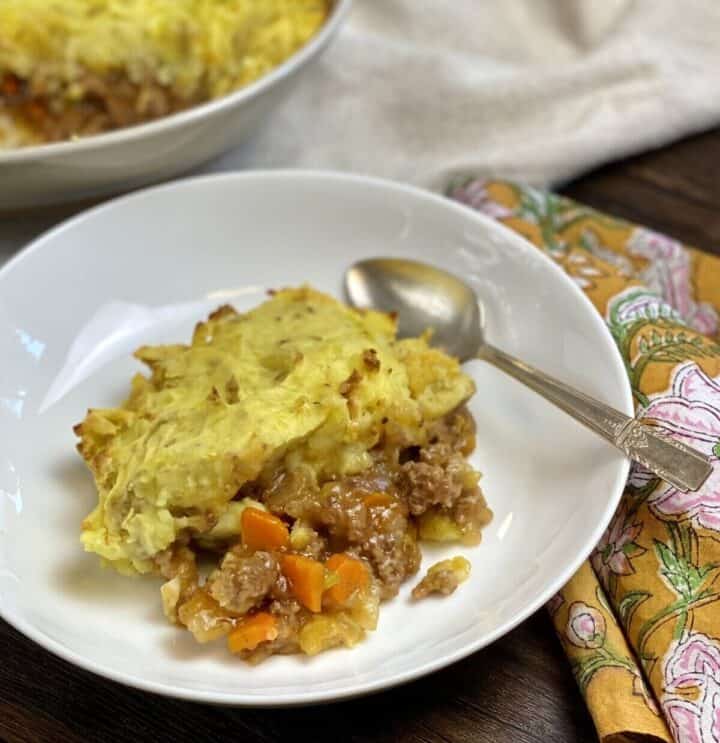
[412, 567, 461, 600]
[411, 557, 471, 601]
[162, 405, 490, 660]
[207, 548, 279, 614]
[1, 72, 193, 143]
[307, 483, 420, 599]
[402, 449, 465, 515]
[452, 488, 491, 530]
[359, 523, 421, 600]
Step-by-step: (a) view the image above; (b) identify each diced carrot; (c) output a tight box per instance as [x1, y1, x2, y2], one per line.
[281, 554, 325, 613]
[363, 492, 395, 509]
[325, 554, 369, 607]
[241, 507, 289, 551]
[227, 612, 278, 653]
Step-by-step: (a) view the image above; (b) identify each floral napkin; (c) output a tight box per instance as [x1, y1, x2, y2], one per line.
[449, 179, 720, 743]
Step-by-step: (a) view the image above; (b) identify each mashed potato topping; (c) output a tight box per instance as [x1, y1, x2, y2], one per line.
[77, 287, 474, 574]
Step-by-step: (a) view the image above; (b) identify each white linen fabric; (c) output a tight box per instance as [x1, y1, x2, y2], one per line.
[209, 0, 720, 188]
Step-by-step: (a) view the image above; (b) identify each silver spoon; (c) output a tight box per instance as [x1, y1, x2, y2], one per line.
[345, 257, 712, 493]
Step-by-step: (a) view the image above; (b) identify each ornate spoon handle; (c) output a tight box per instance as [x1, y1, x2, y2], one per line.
[478, 343, 713, 492]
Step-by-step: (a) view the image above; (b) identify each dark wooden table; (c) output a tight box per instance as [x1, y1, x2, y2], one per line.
[2, 128, 719, 743]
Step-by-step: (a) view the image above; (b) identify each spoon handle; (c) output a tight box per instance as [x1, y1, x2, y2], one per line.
[477, 343, 712, 492]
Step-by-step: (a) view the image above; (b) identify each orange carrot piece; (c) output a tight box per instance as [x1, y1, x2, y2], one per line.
[227, 612, 278, 653]
[241, 507, 289, 551]
[325, 554, 369, 607]
[281, 554, 325, 613]
[363, 492, 395, 509]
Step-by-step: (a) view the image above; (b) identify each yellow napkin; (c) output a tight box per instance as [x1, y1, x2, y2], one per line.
[449, 179, 720, 743]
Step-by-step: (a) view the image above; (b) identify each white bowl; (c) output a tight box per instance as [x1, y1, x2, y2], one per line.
[0, 171, 632, 705]
[0, 1, 350, 211]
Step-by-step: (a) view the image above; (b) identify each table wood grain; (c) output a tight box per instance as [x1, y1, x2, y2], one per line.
[2, 127, 719, 743]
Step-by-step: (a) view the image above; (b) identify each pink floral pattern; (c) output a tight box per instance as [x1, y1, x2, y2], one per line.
[591, 502, 647, 588]
[663, 633, 720, 742]
[640, 363, 720, 533]
[627, 228, 719, 337]
[448, 179, 514, 219]
[566, 602, 607, 649]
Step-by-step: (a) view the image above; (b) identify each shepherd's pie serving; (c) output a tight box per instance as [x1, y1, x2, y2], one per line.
[0, 0, 328, 147]
[76, 288, 491, 661]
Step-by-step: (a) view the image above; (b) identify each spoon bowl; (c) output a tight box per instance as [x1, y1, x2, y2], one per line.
[345, 258, 482, 359]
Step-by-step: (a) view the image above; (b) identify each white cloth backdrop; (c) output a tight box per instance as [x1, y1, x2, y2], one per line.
[211, 0, 720, 188]
[3, 0, 720, 257]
